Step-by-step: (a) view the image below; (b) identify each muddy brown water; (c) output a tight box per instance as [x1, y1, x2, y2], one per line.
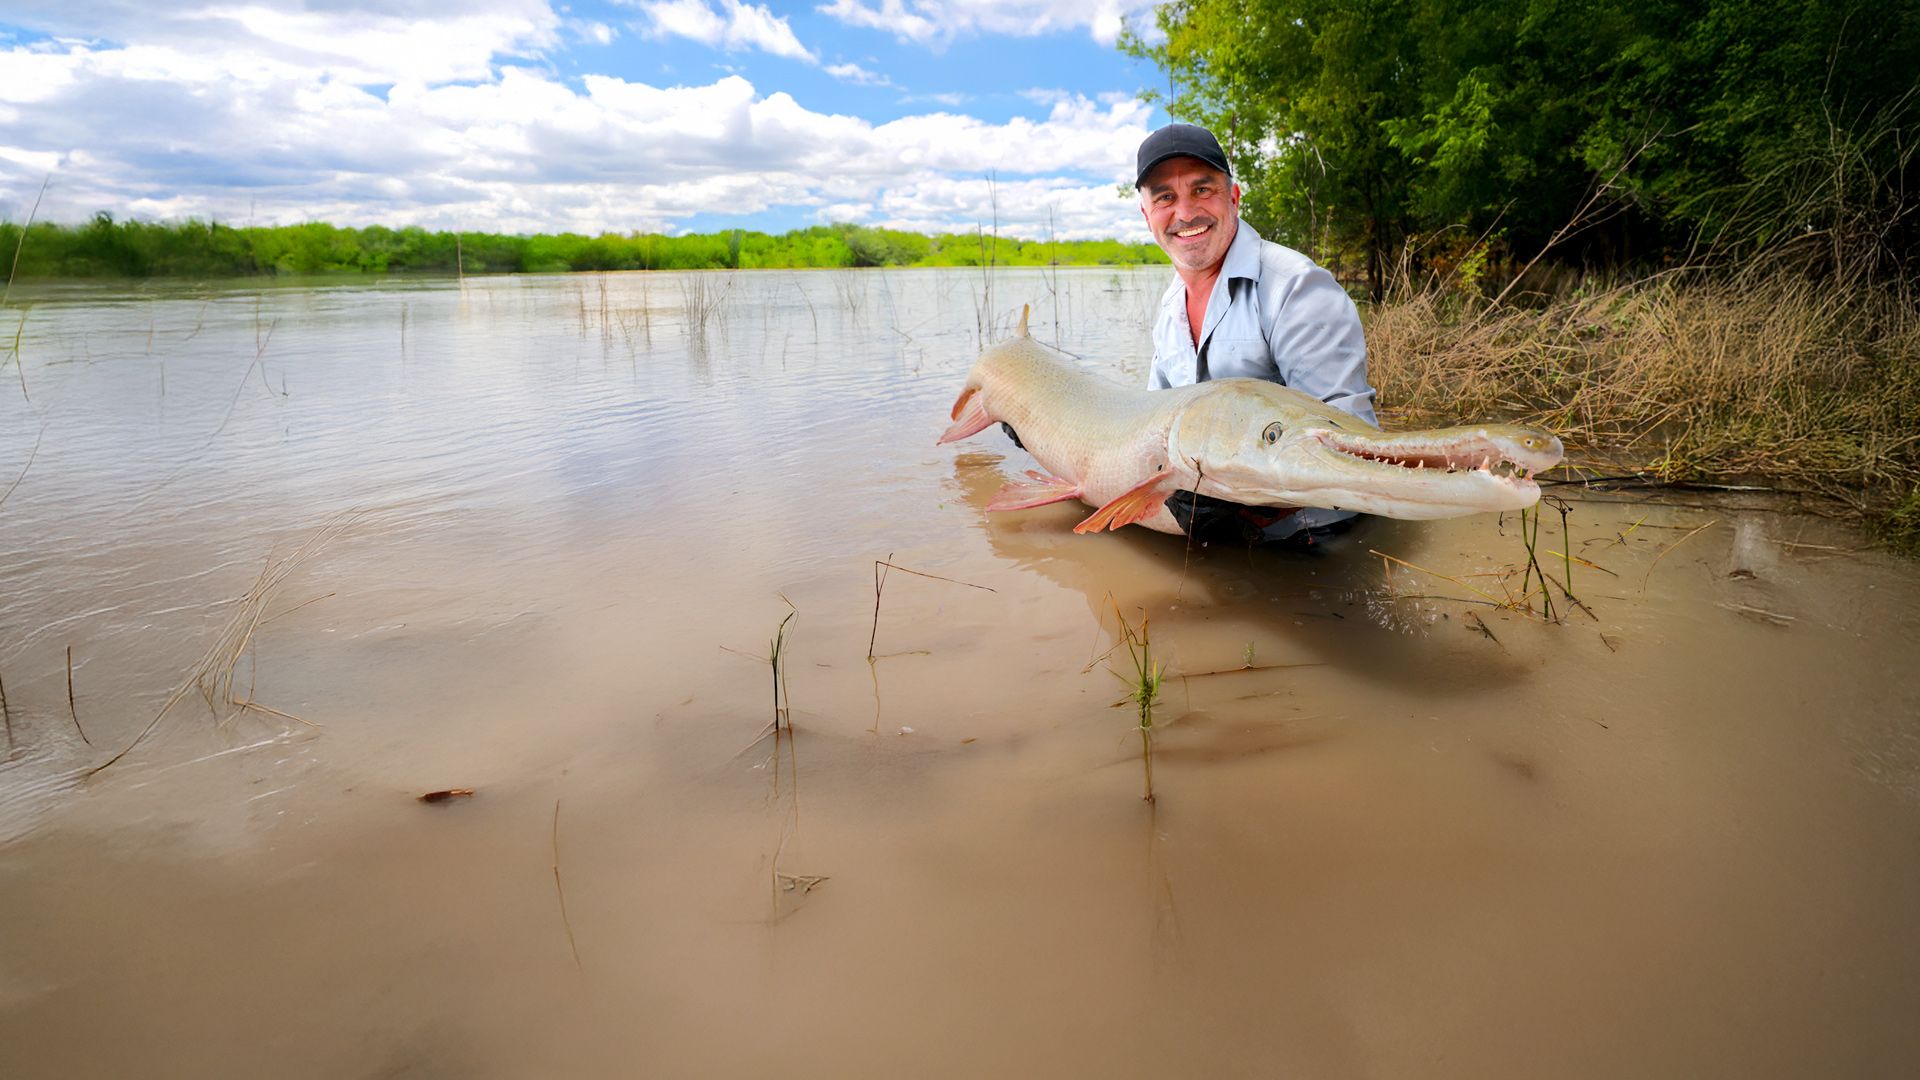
[2, 269, 1918, 1078]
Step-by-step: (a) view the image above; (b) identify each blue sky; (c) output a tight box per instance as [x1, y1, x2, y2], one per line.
[0, 1, 1177, 239]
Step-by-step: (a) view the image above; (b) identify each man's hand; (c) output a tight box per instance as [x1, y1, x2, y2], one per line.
[1000, 422, 1024, 450]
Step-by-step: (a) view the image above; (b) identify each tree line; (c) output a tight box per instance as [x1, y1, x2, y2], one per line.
[1126, 0, 1919, 297]
[0, 217, 1168, 278]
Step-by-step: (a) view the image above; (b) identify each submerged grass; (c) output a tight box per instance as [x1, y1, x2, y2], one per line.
[1367, 270, 1920, 539]
[87, 512, 356, 776]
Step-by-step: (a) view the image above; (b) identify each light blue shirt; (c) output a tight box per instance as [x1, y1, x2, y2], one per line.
[1148, 220, 1378, 427]
[1148, 220, 1378, 537]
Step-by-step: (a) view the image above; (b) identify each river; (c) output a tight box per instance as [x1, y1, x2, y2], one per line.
[2, 268, 1917, 1077]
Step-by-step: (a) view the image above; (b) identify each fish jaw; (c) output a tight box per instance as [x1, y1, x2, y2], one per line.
[1178, 416, 1565, 519]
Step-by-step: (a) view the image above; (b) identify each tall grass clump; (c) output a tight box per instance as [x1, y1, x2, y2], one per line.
[678, 272, 734, 335]
[1367, 270, 1920, 532]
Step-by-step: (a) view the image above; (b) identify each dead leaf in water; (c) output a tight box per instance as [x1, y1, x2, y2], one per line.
[417, 788, 476, 803]
[1464, 611, 1501, 646]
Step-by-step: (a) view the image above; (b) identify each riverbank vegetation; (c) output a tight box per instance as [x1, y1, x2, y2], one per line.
[0, 218, 1166, 278]
[1131, 0, 1919, 548]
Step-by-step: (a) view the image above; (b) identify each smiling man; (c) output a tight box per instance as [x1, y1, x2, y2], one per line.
[1134, 122, 1378, 545]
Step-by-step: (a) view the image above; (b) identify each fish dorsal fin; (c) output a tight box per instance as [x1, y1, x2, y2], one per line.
[1018, 304, 1030, 337]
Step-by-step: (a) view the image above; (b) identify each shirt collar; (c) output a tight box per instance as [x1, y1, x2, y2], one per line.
[1221, 217, 1263, 282]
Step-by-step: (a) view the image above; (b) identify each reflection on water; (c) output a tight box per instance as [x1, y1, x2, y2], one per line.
[3, 269, 1919, 1077]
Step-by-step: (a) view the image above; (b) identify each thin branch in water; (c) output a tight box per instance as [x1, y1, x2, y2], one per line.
[868, 556, 995, 661]
[0, 422, 44, 510]
[1382, 592, 1508, 611]
[1641, 519, 1718, 591]
[5, 308, 27, 400]
[208, 318, 280, 442]
[867, 552, 892, 661]
[552, 798, 583, 971]
[1, 668, 13, 755]
[65, 645, 91, 746]
[1518, 506, 1557, 621]
[873, 561, 996, 591]
[2, 173, 50, 310]
[1370, 549, 1515, 611]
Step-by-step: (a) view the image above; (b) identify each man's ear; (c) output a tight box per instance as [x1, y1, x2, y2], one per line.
[1230, 183, 1242, 210]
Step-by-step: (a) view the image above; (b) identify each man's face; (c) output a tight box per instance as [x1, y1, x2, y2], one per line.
[1138, 156, 1240, 274]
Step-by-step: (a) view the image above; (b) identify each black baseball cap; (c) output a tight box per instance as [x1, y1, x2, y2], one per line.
[1134, 123, 1232, 188]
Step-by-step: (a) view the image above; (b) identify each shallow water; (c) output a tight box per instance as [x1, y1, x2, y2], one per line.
[2, 269, 1918, 1078]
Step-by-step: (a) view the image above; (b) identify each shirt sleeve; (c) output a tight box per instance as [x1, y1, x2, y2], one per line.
[1264, 264, 1378, 427]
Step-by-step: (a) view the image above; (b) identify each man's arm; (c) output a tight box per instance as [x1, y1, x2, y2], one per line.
[1261, 263, 1377, 426]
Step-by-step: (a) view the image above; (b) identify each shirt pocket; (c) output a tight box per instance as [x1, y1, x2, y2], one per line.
[1203, 335, 1273, 380]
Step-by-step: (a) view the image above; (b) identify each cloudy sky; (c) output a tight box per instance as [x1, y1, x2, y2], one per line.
[0, 1, 1176, 240]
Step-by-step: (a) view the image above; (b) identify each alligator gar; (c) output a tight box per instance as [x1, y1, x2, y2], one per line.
[937, 316, 1563, 535]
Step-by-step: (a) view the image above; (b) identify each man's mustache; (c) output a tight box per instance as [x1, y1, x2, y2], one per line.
[1167, 215, 1217, 233]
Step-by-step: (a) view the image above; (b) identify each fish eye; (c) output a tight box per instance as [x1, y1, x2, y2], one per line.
[1261, 421, 1284, 445]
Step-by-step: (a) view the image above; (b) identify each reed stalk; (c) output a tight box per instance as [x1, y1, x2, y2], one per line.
[65, 645, 91, 746]
[1108, 601, 1163, 803]
[769, 603, 795, 730]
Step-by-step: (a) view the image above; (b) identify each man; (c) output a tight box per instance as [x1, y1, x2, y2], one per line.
[1134, 122, 1378, 546]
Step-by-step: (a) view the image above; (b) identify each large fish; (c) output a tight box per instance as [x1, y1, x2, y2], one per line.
[938, 314, 1563, 535]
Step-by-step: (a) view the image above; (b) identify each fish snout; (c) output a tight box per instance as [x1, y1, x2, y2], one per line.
[1488, 428, 1564, 472]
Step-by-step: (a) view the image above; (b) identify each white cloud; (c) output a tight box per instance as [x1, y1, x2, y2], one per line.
[632, 0, 817, 63]
[0, 24, 1154, 239]
[4, 1, 560, 86]
[0, 2, 1163, 239]
[861, 173, 1141, 240]
[825, 61, 896, 88]
[900, 90, 969, 108]
[816, 0, 1161, 47]
[570, 20, 617, 46]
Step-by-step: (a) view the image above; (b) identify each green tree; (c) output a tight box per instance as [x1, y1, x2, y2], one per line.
[1126, 0, 1919, 294]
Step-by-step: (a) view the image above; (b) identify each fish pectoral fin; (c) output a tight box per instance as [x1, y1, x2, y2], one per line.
[1073, 471, 1175, 534]
[938, 387, 995, 445]
[987, 470, 1082, 511]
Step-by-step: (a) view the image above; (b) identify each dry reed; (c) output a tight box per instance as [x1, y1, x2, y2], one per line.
[866, 555, 996, 660]
[1366, 272, 1920, 530]
[0, 423, 42, 510]
[87, 512, 357, 776]
[551, 798, 583, 970]
[679, 272, 734, 334]
[65, 645, 90, 746]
